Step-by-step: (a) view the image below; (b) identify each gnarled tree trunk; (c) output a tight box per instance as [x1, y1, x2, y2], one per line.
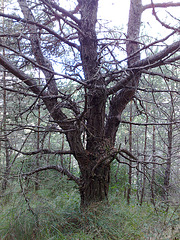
[79, 162, 110, 207]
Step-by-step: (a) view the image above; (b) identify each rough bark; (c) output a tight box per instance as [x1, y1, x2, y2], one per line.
[79, 162, 110, 207]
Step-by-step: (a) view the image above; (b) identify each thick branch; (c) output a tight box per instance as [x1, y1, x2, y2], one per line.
[131, 40, 180, 70]
[164, 55, 180, 64]
[0, 40, 85, 168]
[22, 165, 80, 185]
[107, 41, 180, 95]
[150, 2, 180, 32]
[107, 74, 131, 95]
[43, 0, 81, 24]
[142, 2, 180, 11]
[92, 148, 137, 175]
[17, 0, 58, 96]
[0, 53, 43, 96]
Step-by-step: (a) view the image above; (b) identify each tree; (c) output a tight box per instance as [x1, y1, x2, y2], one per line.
[0, 0, 179, 208]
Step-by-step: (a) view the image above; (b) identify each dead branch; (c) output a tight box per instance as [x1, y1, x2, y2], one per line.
[142, 70, 180, 83]
[22, 165, 80, 185]
[150, 1, 180, 32]
[121, 121, 180, 126]
[9, 147, 73, 156]
[142, 2, 180, 12]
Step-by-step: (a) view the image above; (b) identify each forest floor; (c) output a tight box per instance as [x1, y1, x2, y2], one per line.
[0, 179, 179, 240]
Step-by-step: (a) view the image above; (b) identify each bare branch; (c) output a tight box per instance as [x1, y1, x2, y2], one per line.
[115, 157, 153, 183]
[22, 165, 80, 185]
[0, 53, 44, 96]
[0, 42, 87, 86]
[41, 2, 84, 36]
[0, 12, 80, 50]
[150, 1, 180, 32]
[42, 0, 81, 24]
[120, 149, 137, 160]
[121, 121, 180, 126]
[92, 148, 137, 175]
[0, 85, 37, 97]
[9, 147, 73, 156]
[131, 40, 180, 70]
[142, 70, 180, 83]
[142, 2, 180, 12]
[164, 55, 180, 64]
[137, 87, 180, 94]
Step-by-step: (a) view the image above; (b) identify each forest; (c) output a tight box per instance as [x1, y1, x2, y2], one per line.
[0, 0, 180, 239]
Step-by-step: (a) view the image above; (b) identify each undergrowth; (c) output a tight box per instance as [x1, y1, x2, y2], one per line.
[0, 179, 179, 240]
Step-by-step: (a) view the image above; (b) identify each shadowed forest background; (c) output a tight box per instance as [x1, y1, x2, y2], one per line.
[0, 0, 180, 239]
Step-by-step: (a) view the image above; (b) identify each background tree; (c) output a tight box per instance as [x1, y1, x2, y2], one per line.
[0, 0, 179, 208]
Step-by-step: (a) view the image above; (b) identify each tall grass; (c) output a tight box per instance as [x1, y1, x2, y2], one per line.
[0, 178, 179, 240]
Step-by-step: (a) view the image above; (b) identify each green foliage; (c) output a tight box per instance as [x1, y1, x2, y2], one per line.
[0, 177, 179, 240]
[110, 163, 129, 194]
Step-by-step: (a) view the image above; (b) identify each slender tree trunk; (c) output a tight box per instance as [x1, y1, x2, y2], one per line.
[127, 101, 133, 204]
[47, 132, 51, 166]
[61, 134, 64, 168]
[140, 105, 148, 205]
[35, 73, 41, 190]
[136, 137, 140, 202]
[2, 135, 10, 190]
[35, 98, 40, 190]
[150, 126, 156, 205]
[68, 154, 72, 172]
[163, 118, 173, 200]
[163, 85, 174, 201]
[1, 0, 10, 190]
[115, 162, 120, 183]
[2, 66, 10, 191]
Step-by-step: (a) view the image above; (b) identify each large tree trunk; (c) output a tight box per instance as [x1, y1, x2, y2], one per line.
[76, 0, 110, 207]
[79, 163, 110, 207]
